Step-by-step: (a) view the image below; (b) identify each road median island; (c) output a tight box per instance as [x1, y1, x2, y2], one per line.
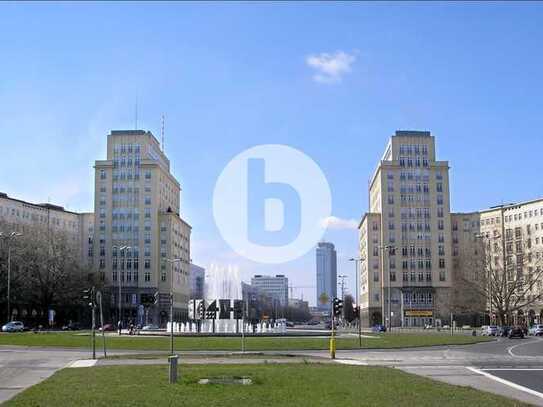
[4, 363, 529, 407]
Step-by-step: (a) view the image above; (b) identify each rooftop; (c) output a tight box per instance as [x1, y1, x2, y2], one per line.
[110, 130, 149, 136]
[394, 130, 431, 138]
[0, 192, 80, 215]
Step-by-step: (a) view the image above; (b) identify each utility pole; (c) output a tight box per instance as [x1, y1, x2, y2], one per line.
[0, 232, 22, 322]
[163, 258, 182, 356]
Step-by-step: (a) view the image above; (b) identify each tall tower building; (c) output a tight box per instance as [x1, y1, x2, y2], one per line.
[316, 241, 337, 310]
[359, 131, 452, 327]
[93, 130, 191, 326]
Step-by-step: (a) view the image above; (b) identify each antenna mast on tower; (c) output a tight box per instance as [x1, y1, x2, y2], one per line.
[161, 114, 165, 151]
[135, 95, 138, 130]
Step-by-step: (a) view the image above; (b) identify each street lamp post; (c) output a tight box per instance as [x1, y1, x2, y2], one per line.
[349, 257, 364, 347]
[0, 232, 22, 322]
[164, 258, 182, 356]
[338, 275, 347, 327]
[379, 245, 396, 330]
[114, 246, 130, 332]
[475, 233, 501, 325]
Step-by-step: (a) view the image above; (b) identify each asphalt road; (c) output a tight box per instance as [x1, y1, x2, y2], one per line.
[481, 369, 543, 393]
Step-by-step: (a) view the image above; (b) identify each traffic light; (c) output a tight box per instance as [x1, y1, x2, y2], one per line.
[353, 305, 360, 319]
[82, 287, 95, 307]
[333, 297, 343, 317]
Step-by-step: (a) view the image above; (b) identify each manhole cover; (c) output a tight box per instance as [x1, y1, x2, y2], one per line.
[198, 376, 252, 385]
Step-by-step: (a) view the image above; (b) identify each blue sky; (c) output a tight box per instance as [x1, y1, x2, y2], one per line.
[1, 2, 543, 304]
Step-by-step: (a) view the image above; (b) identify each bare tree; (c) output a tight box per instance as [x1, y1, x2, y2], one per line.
[0, 221, 97, 324]
[459, 229, 543, 326]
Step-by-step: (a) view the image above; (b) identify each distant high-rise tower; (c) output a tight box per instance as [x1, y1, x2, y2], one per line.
[316, 242, 337, 310]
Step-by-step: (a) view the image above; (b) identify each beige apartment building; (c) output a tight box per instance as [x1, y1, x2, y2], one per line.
[0, 192, 94, 263]
[93, 130, 191, 326]
[359, 131, 455, 328]
[452, 201, 543, 325]
[359, 130, 543, 328]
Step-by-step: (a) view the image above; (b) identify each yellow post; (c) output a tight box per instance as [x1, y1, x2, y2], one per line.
[329, 336, 336, 359]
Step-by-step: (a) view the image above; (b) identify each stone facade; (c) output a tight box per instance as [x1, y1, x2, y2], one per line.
[93, 130, 191, 325]
[359, 131, 454, 328]
[359, 130, 543, 328]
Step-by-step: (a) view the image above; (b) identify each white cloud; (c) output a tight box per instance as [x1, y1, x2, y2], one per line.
[306, 51, 356, 84]
[320, 216, 359, 230]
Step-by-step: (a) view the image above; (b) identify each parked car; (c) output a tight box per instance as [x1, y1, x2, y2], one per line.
[529, 324, 543, 336]
[98, 324, 114, 332]
[372, 324, 387, 333]
[481, 325, 498, 336]
[1, 321, 25, 333]
[141, 324, 160, 331]
[508, 326, 525, 339]
[498, 326, 512, 337]
[307, 320, 320, 326]
[62, 322, 80, 331]
[286, 321, 295, 328]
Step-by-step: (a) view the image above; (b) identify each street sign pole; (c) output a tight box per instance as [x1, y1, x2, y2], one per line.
[170, 293, 174, 356]
[358, 305, 362, 348]
[97, 290, 106, 358]
[91, 287, 96, 360]
[330, 312, 336, 359]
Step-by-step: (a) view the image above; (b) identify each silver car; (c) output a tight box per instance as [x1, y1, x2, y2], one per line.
[481, 325, 498, 336]
[1, 321, 25, 332]
[529, 324, 543, 336]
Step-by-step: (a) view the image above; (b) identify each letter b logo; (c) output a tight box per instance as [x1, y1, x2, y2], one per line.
[213, 145, 331, 264]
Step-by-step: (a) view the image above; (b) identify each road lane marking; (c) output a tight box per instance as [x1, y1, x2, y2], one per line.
[68, 360, 97, 368]
[467, 366, 543, 399]
[483, 368, 543, 371]
[335, 359, 368, 366]
[507, 337, 543, 357]
[399, 365, 473, 369]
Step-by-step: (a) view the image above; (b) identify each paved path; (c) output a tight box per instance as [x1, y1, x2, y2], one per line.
[0, 346, 88, 404]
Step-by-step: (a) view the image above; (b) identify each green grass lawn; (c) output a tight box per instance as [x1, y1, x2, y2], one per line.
[4, 364, 526, 407]
[0, 331, 493, 351]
